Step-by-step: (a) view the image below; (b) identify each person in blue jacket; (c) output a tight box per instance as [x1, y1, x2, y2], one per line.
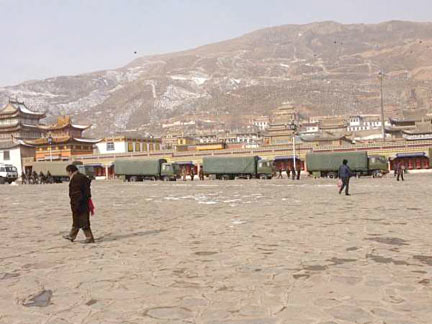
[338, 159, 353, 196]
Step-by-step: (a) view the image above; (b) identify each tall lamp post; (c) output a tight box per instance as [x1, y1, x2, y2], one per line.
[378, 70, 386, 142]
[47, 134, 53, 162]
[290, 121, 298, 180]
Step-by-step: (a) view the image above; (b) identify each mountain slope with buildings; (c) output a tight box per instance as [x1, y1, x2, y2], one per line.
[1, 20, 432, 136]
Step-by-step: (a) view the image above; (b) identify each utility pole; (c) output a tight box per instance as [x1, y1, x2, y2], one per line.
[291, 121, 298, 180]
[48, 134, 53, 161]
[378, 70, 386, 142]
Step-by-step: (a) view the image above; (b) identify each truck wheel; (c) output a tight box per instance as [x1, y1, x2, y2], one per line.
[259, 174, 267, 180]
[328, 172, 337, 179]
[222, 175, 230, 180]
[130, 176, 137, 182]
[163, 176, 170, 181]
[246, 174, 252, 180]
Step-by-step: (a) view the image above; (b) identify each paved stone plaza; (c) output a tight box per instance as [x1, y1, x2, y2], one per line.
[1, 175, 431, 323]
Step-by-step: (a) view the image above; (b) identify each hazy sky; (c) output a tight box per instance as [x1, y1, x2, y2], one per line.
[1, 0, 432, 86]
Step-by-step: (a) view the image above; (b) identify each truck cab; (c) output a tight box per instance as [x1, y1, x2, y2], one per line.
[368, 155, 389, 177]
[257, 159, 273, 179]
[77, 165, 95, 180]
[161, 163, 181, 181]
[0, 164, 18, 184]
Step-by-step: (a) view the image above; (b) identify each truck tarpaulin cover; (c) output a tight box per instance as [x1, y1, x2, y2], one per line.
[306, 151, 368, 172]
[31, 161, 83, 177]
[203, 156, 258, 174]
[114, 159, 166, 176]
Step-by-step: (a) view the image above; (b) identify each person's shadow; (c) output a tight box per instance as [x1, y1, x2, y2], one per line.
[96, 229, 166, 242]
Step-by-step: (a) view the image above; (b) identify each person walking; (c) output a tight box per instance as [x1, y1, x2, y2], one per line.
[39, 171, 46, 184]
[63, 164, 95, 243]
[190, 168, 194, 181]
[291, 166, 296, 180]
[338, 159, 353, 196]
[21, 172, 27, 185]
[277, 168, 283, 179]
[396, 162, 405, 181]
[46, 171, 53, 184]
[32, 171, 39, 185]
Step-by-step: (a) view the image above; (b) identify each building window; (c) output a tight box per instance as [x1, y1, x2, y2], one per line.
[135, 142, 141, 152]
[142, 143, 147, 151]
[149, 144, 154, 151]
[128, 142, 133, 152]
[3, 150, 10, 160]
[106, 142, 115, 151]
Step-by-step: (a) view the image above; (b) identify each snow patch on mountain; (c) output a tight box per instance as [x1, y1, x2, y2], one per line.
[153, 85, 207, 113]
[170, 74, 209, 86]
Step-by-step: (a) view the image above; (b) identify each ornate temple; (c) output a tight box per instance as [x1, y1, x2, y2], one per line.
[0, 99, 46, 142]
[24, 116, 101, 161]
[263, 104, 299, 145]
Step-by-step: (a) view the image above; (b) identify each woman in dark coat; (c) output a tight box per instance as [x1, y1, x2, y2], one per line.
[63, 164, 95, 243]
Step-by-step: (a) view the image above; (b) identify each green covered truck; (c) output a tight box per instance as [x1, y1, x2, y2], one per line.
[30, 161, 94, 182]
[114, 158, 181, 181]
[202, 156, 273, 180]
[306, 151, 388, 178]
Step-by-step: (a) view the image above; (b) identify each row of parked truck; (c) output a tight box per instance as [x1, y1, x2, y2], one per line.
[112, 151, 389, 181]
[1, 151, 390, 184]
[113, 156, 274, 181]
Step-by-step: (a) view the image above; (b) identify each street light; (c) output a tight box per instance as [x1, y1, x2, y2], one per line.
[378, 70, 386, 142]
[47, 134, 53, 162]
[290, 121, 298, 180]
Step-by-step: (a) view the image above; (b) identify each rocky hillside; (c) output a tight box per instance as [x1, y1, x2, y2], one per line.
[2, 21, 432, 136]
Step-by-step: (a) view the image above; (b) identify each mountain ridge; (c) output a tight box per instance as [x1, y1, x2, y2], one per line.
[2, 20, 432, 136]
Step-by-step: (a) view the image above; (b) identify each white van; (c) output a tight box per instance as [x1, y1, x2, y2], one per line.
[0, 163, 18, 184]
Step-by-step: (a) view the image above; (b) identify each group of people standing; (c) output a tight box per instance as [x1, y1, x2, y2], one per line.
[181, 168, 205, 181]
[21, 171, 54, 184]
[276, 167, 301, 180]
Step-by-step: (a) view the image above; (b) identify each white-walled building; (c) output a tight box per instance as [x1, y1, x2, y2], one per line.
[0, 141, 35, 174]
[251, 116, 270, 131]
[300, 122, 320, 134]
[348, 115, 384, 132]
[95, 135, 162, 155]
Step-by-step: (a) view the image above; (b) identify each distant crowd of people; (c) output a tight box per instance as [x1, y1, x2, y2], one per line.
[21, 171, 55, 184]
[275, 167, 301, 180]
[181, 168, 205, 181]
